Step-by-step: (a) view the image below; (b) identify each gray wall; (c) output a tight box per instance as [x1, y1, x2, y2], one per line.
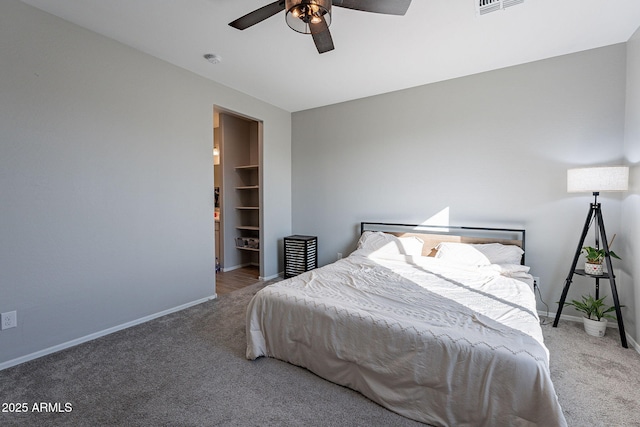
[0, 0, 291, 366]
[292, 45, 632, 339]
[623, 26, 640, 342]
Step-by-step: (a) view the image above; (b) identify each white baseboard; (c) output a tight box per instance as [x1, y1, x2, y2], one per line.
[541, 311, 640, 354]
[221, 263, 252, 273]
[222, 265, 280, 281]
[0, 294, 217, 372]
[260, 271, 284, 281]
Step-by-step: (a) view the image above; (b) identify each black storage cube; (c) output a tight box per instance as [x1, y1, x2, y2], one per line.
[284, 235, 318, 278]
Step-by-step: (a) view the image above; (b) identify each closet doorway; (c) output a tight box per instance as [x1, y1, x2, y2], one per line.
[213, 106, 263, 289]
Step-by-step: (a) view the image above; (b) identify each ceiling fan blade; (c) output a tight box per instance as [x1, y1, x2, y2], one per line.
[332, 0, 412, 15]
[309, 16, 334, 54]
[229, 1, 286, 30]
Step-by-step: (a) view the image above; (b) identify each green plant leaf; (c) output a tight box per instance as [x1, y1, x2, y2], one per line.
[561, 294, 620, 321]
[582, 246, 622, 262]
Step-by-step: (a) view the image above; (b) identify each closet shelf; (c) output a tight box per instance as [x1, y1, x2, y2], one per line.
[236, 206, 260, 210]
[236, 246, 260, 252]
[235, 185, 259, 190]
[237, 225, 260, 231]
[235, 164, 259, 170]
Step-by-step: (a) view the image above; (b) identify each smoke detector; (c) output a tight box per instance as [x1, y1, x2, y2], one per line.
[477, 0, 524, 15]
[204, 53, 222, 64]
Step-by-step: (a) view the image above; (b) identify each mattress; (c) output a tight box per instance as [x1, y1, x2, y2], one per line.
[246, 247, 566, 426]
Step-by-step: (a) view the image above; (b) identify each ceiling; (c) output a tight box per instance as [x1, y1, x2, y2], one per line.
[20, 0, 640, 112]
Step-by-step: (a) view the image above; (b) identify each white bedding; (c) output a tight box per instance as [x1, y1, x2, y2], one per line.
[246, 249, 566, 427]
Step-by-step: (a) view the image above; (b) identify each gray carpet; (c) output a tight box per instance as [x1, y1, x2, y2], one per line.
[1, 281, 639, 427]
[541, 317, 640, 427]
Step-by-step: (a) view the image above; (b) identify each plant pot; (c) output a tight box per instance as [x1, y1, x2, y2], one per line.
[585, 262, 603, 275]
[583, 316, 608, 337]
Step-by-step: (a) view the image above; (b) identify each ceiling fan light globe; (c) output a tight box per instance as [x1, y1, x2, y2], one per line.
[285, 0, 331, 34]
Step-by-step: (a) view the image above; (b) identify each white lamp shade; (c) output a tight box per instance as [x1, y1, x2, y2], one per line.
[567, 166, 629, 193]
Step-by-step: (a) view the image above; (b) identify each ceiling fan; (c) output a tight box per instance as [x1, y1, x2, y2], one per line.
[229, 0, 412, 54]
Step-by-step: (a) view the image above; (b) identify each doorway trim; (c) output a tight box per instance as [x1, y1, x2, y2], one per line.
[213, 105, 264, 279]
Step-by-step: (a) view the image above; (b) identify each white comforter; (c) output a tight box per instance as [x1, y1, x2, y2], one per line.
[246, 250, 566, 427]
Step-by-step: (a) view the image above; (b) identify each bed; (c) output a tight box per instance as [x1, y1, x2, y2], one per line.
[246, 223, 566, 427]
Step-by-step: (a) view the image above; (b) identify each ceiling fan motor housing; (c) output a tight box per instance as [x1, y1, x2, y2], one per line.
[285, 0, 332, 33]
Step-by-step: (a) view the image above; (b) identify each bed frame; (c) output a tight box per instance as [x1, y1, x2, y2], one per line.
[247, 222, 564, 426]
[360, 222, 526, 263]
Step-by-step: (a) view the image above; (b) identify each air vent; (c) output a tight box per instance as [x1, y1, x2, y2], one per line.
[477, 0, 524, 15]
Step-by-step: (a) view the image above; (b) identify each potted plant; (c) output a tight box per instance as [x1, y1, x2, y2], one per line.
[562, 294, 621, 337]
[582, 245, 621, 275]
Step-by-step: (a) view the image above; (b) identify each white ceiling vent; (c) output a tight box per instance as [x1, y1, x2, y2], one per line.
[477, 0, 525, 15]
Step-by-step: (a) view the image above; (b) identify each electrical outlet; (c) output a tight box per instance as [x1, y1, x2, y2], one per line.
[1, 311, 17, 330]
[337, 252, 343, 260]
[533, 277, 541, 290]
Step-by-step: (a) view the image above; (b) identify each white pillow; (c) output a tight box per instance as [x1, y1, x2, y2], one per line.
[434, 242, 491, 266]
[357, 231, 424, 257]
[494, 264, 530, 274]
[473, 243, 524, 265]
[435, 242, 524, 266]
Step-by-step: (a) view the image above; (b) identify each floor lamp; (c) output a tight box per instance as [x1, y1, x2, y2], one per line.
[553, 166, 629, 348]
